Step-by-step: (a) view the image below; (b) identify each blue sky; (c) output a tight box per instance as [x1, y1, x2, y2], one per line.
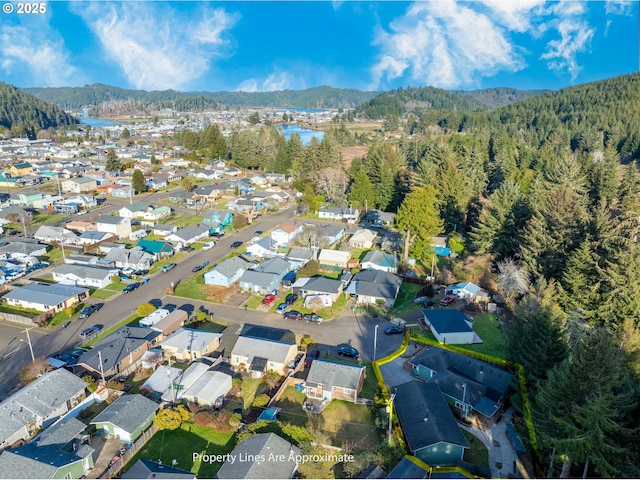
[0, 1, 637, 93]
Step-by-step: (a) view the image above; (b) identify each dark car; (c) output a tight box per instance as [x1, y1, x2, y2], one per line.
[338, 345, 360, 359]
[230, 241, 243, 248]
[288, 352, 304, 369]
[54, 353, 76, 364]
[79, 304, 101, 319]
[79, 324, 102, 338]
[161, 263, 177, 272]
[254, 230, 263, 235]
[133, 269, 148, 276]
[304, 313, 323, 324]
[385, 325, 404, 335]
[181, 246, 194, 252]
[123, 282, 141, 293]
[192, 264, 204, 272]
[422, 300, 437, 308]
[69, 349, 88, 358]
[210, 231, 225, 238]
[305, 349, 320, 368]
[285, 293, 298, 305]
[284, 310, 304, 321]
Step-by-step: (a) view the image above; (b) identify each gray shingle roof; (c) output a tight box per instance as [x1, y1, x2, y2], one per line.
[52, 264, 116, 281]
[393, 381, 469, 452]
[169, 223, 210, 241]
[422, 309, 474, 335]
[306, 359, 365, 391]
[240, 270, 280, 289]
[344, 269, 402, 300]
[254, 257, 291, 276]
[91, 394, 158, 434]
[161, 328, 221, 356]
[211, 256, 252, 279]
[122, 459, 195, 479]
[3, 283, 88, 307]
[96, 215, 127, 225]
[231, 336, 295, 365]
[216, 433, 301, 479]
[303, 276, 342, 294]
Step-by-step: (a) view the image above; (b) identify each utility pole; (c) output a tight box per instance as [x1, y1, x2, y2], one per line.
[373, 324, 378, 362]
[22, 328, 35, 362]
[387, 392, 396, 444]
[98, 351, 106, 386]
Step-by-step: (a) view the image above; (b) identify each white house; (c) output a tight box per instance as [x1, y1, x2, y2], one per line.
[52, 264, 118, 288]
[271, 222, 303, 246]
[204, 256, 253, 287]
[94, 216, 132, 239]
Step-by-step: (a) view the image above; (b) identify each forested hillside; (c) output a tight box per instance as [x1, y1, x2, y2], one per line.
[25, 84, 378, 113]
[355, 85, 545, 119]
[0, 82, 77, 138]
[172, 72, 640, 477]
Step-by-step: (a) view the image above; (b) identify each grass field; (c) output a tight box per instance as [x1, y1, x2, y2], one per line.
[126, 423, 236, 478]
[90, 289, 117, 300]
[462, 429, 490, 467]
[173, 271, 209, 301]
[391, 283, 424, 315]
[464, 313, 507, 359]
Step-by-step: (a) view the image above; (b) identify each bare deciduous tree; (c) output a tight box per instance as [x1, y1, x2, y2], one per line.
[19, 358, 53, 385]
[496, 258, 530, 301]
[312, 167, 350, 206]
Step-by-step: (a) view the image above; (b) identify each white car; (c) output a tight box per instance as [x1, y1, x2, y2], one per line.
[202, 241, 215, 250]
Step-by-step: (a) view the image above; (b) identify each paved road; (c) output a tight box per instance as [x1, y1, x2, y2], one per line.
[0, 206, 397, 398]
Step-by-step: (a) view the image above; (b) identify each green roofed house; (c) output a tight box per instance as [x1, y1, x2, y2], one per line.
[137, 239, 175, 259]
[90, 394, 158, 443]
[0, 417, 94, 479]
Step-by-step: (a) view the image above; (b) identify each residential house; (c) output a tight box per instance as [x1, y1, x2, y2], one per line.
[149, 309, 188, 338]
[151, 223, 178, 237]
[63, 254, 100, 266]
[65, 194, 97, 210]
[294, 276, 343, 305]
[348, 229, 377, 249]
[0, 174, 17, 188]
[159, 362, 209, 403]
[90, 394, 157, 443]
[394, 381, 469, 466]
[180, 371, 232, 408]
[231, 334, 297, 377]
[344, 269, 403, 308]
[111, 186, 135, 199]
[33, 226, 78, 245]
[318, 206, 360, 223]
[3, 283, 88, 313]
[142, 206, 172, 223]
[446, 282, 491, 303]
[146, 176, 168, 190]
[203, 209, 233, 233]
[431, 235, 451, 257]
[61, 177, 97, 193]
[305, 359, 366, 410]
[422, 309, 479, 345]
[317, 224, 345, 246]
[64, 221, 93, 233]
[193, 184, 224, 203]
[0, 206, 30, 224]
[165, 223, 210, 248]
[204, 256, 253, 287]
[51, 264, 118, 289]
[141, 365, 183, 400]
[94, 216, 132, 239]
[137, 239, 174, 259]
[239, 257, 292, 293]
[286, 247, 314, 269]
[360, 250, 399, 273]
[73, 326, 160, 378]
[9, 163, 33, 176]
[0, 240, 48, 260]
[160, 328, 222, 362]
[0, 417, 94, 479]
[228, 196, 265, 212]
[409, 347, 514, 420]
[77, 231, 114, 245]
[361, 209, 395, 227]
[118, 203, 149, 219]
[103, 247, 154, 270]
[122, 459, 195, 479]
[0, 369, 87, 451]
[246, 237, 279, 258]
[216, 433, 301, 479]
[270, 222, 302, 246]
[317, 249, 351, 271]
[169, 190, 193, 204]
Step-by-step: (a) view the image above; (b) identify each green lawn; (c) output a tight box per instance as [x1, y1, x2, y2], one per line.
[462, 430, 489, 467]
[165, 214, 205, 227]
[173, 271, 209, 301]
[90, 289, 117, 300]
[360, 364, 380, 400]
[149, 253, 189, 274]
[391, 283, 424, 315]
[241, 377, 268, 410]
[0, 305, 39, 318]
[184, 319, 228, 333]
[464, 313, 507, 360]
[41, 247, 64, 266]
[243, 295, 264, 310]
[126, 423, 236, 478]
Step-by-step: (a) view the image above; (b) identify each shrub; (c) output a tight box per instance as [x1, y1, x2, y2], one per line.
[252, 393, 270, 408]
[83, 375, 98, 392]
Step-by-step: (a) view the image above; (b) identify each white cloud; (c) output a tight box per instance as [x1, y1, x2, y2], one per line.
[0, 23, 77, 86]
[604, 0, 634, 16]
[73, 2, 238, 91]
[540, 17, 594, 79]
[370, 0, 524, 89]
[479, 0, 546, 32]
[236, 69, 308, 92]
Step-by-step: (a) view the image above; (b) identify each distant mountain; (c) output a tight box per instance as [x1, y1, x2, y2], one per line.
[0, 82, 78, 138]
[25, 84, 380, 114]
[355, 85, 547, 119]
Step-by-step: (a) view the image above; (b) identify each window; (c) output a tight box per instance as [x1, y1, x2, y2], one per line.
[343, 388, 351, 395]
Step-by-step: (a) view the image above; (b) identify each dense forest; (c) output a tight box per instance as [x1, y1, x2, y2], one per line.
[25, 84, 379, 113]
[354, 85, 545, 119]
[174, 72, 640, 477]
[0, 82, 78, 139]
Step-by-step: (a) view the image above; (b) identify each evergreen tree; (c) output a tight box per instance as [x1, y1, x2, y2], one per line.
[395, 185, 443, 265]
[131, 169, 147, 193]
[365, 141, 404, 211]
[617, 161, 640, 211]
[105, 148, 122, 172]
[347, 167, 375, 209]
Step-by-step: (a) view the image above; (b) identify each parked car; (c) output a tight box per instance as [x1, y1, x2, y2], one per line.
[181, 246, 194, 252]
[385, 325, 404, 335]
[192, 264, 204, 272]
[254, 230, 263, 235]
[422, 300, 437, 307]
[161, 263, 177, 272]
[210, 231, 225, 238]
[230, 241, 243, 248]
[69, 349, 88, 358]
[53, 353, 76, 364]
[304, 313, 323, 324]
[305, 349, 320, 368]
[121, 267, 135, 276]
[288, 352, 304, 369]
[123, 282, 141, 293]
[79, 304, 101, 319]
[285, 293, 298, 305]
[275, 303, 289, 314]
[80, 325, 102, 338]
[338, 345, 360, 359]
[132, 269, 148, 276]
[202, 241, 215, 250]
[440, 294, 457, 306]
[284, 310, 304, 321]
[261, 294, 276, 306]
